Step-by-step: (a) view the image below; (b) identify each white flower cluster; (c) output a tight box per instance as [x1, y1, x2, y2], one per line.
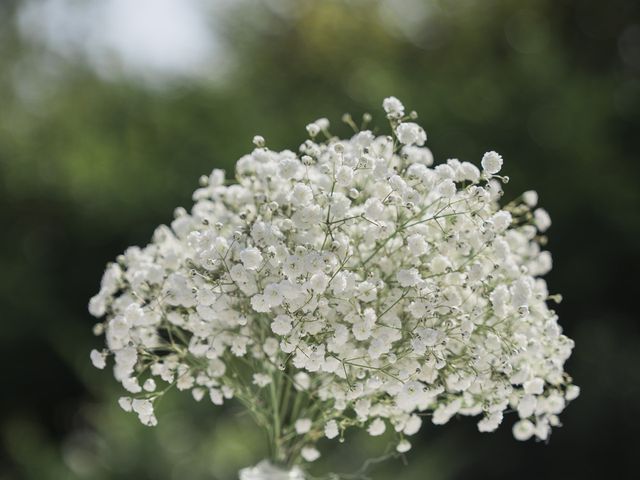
[90, 97, 578, 463]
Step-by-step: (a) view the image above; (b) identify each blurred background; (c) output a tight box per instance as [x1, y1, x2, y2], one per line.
[1, 0, 638, 478]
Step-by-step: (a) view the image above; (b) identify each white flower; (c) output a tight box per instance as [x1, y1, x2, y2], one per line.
[511, 278, 532, 307]
[264, 284, 284, 307]
[122, 377, 142, 393]
[131, 398, 156, 426]
[403, 415, 422, 436]
[523, 190, 538, 207]
[534, 208, 552, 232]
[279, 157, 302, 179]
[432, 400, 461, 425]
[210, 388, 223, 405]
[383, 96, 405, 118]
[367, 418, 386, 436]
[417, 327, 439, 347]
[301, 446, 321, 462]
[89, 294, 107, 317]
[407, 234, 428, 256]
[481, 151, 503, 174]
[352, 321, 372, 341]
[192, 388, 205, 402]
[140, 414, 157, 427]
[396, 123, 426, 146]
[524, 377, 545, 395]
[336, 166, 354, 187]
[250, 294, 270, 313]
[293, 372, 310, 391]
[177, 372, 194, 390]
[396, 439, 412, 453]
[544, 393, 565, 415]
[315, 118, 330, 130]
[271, 314, 293, 336]
[90, 349, 106, 369]
[565, 385, 580, 401]
[492, 211, 512, 232]
[118, 396, 133, 412]
[132, 398, 153, 416]
[91, 96, 576, 454]
[364, 198, 384, 220]
[291, 183, 313, 207]
[295, 418, 312, 434]
[397, 268, 421, 287]
[513, 419, 535, 441]
[309, 272, 329, 292]
[263, 338, 278, 358]
[438, 179, 456, 198]
[240, 247, 263, 270]
[517, 394, 537, 418]
[430, 255, 451, 274]
[534, 420, 550, 440]
[478, 412, 503, 432]
[325, 420, 339, 439]
[143, 379, 157, 392]
[306, 123, 321, 137]
[252, 373, 272, 387]
[459, 162, 480, 182]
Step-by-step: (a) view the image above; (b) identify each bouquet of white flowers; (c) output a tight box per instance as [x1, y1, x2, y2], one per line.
[90, 97, 578, 477]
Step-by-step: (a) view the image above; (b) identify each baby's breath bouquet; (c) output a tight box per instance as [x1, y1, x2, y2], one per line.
[90, 97, 578, 479]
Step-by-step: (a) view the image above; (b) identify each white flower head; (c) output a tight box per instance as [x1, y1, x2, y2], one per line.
[523, 190, 538, 207]
[397, 268, 421, 288]
[396, 122, 427, 146]
[240, 247, 263, 270]
[271, 314, 293, 336]
[383, 96, 405, 118]
[90, 349, 106, 369]
[295, 418, 312, 434]
[118, 396, 133, 412]
[565, 385, 580, 401]
[481, 151, 503, 174]
[91, 96, 576, 458]
[291, 183, 313, 207]
[407, 234, 428, 256]
[306, 123, 321, 137]
[252, 373, 272, 388]
[325, 420, 339, 439]
[396, 439, 412, 453]
[513, 419, 535, 441]
[534, 208, 552, 232]
[301, 446, 321, 462]
[336, 166, 354, 187]
[143, 378, 157, 392]
[367, 418, 386, 436]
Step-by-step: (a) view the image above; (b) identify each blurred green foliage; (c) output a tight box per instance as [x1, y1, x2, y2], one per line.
[1, 0, 639, 479]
